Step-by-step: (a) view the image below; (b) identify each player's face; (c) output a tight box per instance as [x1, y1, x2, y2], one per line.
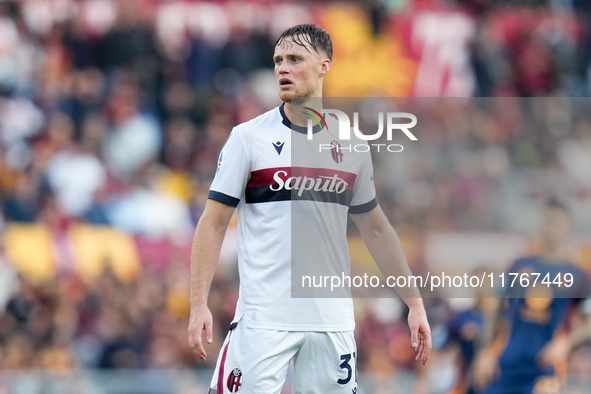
[273, 36, 330, 102]
[541, 208, 571, 247]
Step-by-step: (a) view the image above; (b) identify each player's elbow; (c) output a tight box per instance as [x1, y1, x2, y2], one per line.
[361, 222, 394, 245]
[199, 215, 229, 235]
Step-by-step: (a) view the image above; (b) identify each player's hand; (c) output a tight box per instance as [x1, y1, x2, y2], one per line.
[473, 349, 499, 390]
[188, 304, 213, 361]
[537, 336, 569, 368]
[408, 306, 432, 365]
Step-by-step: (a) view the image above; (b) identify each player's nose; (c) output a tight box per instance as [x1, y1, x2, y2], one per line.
[276, 61, 290, 74]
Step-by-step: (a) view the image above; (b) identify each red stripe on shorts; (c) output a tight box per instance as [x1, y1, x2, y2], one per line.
[217, 340, 231, 394]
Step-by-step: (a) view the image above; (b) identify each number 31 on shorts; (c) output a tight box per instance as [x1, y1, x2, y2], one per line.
[337, 352, 357, 385]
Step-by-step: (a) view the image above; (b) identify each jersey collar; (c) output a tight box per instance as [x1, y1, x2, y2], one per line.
[279, 103, 323, 134]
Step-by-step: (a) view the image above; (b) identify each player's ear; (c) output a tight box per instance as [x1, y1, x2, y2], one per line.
[319, 58, 331, 77]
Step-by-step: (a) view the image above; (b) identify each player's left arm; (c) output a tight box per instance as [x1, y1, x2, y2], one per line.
[538, 299, 591, 367]
[350, 204, 432, 364]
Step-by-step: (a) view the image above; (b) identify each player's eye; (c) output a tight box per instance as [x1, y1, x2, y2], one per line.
[274, 59, 282, 66]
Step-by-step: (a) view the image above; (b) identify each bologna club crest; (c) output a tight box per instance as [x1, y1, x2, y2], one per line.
[330, 140, 344, 164]
[227, 368, 242, 392]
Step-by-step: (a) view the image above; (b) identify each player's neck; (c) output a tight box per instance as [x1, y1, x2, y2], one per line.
[283, 97, 323, 127]
[540, 242, 566, 264]
[283, 101, 293, 123]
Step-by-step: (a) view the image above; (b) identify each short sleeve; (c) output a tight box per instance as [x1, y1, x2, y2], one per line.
[209, 129, 250, 207]
[349, 149, 378, 214]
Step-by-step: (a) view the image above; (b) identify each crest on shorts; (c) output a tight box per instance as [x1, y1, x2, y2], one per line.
[227, 368, 242, 392]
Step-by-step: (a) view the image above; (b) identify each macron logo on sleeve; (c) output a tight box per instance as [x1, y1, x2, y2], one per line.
[272, 141, 285, 155]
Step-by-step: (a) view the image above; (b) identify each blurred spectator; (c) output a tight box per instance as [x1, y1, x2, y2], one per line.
[106, 180, 193, 240]
[3, 171, 38, 222]
[0, 243, 18, 314]
[103, 76, 161, 179]
[46, 112, 108, 217]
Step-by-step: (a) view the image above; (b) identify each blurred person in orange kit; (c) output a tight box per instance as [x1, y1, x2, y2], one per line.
[473, 200, 591, 393]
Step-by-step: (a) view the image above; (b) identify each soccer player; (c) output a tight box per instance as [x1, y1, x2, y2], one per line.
[188, 23, 431, 393]
[473, 200, 591, 393]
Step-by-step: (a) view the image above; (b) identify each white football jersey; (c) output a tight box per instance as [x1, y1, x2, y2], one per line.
[209, 103, 377, 331]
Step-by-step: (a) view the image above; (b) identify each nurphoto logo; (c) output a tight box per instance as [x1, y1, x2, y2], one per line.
[304, 108, 418, 153]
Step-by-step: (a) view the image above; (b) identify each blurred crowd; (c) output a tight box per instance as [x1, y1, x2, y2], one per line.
[371, 96, 591, 236]
[1, 0, 591, 392]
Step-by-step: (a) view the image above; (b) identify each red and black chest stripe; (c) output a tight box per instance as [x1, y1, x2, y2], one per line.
[245, 167, 356, 207]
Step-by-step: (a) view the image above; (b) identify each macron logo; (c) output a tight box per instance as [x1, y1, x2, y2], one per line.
[272, 141, 285, 155]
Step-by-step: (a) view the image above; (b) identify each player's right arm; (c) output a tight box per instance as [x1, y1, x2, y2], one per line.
[472, 259, 523, 390]
[472, 298, 507, 390]
[188, 199, 235, 361]
[188, 127, 250, 361]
